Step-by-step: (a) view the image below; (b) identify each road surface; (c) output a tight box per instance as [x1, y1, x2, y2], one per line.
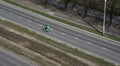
[0, 1, 120, 65]
[0, 47, 35, 66]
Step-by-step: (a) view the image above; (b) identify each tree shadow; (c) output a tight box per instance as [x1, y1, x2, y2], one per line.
[83, 18, 103, 35]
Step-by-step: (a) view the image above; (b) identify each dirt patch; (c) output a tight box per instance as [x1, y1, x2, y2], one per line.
[0, 27, 88, 66]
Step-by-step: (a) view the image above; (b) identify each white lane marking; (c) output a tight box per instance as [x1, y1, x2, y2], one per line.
[38, 24, 42, 27]
[102, 47, 108, 50]
[61, 32, 66, 35]
[18, 16, 22, 18]
[28, 20, 32, 22]
[9, 12, 13, 15]
[87, 42, 108, 50]
[74, 37, 79, 40]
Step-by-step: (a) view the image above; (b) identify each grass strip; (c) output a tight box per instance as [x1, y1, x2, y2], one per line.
[0, 19, 116, 66]
[0, 38, 57, 66]
[0, 39, 23, 55]
[0, 27, 88, 66]
[3, 0, 120, 42]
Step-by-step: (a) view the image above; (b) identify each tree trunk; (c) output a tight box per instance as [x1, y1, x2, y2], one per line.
[64, 0, 71, 10]
[84, 0, 89, 17]
[109, 0, 116, 26]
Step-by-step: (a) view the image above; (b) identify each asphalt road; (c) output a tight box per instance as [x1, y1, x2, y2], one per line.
[0, 47, 35, 66]
[0, 1, 120, 65]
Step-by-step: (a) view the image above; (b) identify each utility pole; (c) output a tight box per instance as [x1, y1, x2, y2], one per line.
[103, 0, 107, 35]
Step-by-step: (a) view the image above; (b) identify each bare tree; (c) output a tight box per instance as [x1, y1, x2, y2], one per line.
[109, 0, 116, 26]
[83, 0, 91, 17]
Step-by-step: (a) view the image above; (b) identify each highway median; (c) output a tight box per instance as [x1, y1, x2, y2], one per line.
[0, 36, 58, 66]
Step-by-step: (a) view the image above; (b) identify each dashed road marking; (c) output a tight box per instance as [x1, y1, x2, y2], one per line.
[9, 12, 13, 15]
[74, 37, 79, 40]
[102, 47, 108, 50]
[87, 42, 93, 45]
[38, 24, 42, 27]
[18, 16, 22, 18]
[61, 32, 66, 35]
[28, 20, 32, 22]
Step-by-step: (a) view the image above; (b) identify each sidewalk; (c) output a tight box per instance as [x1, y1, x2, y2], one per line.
[11, 0, 120, 37]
